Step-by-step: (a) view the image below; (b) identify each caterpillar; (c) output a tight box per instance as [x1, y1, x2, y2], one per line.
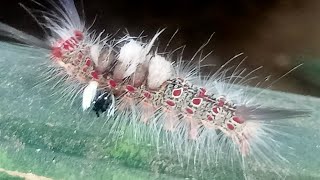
[0, 0, 310, 179]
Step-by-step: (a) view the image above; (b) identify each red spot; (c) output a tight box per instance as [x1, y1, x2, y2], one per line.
[199, 88, 207, 97]
[218, 100, 225, 107]
[233, 116, 244, 124]
[212, 107, 219, 114]
[166, 100, 175, 107]
[143, 91, 151, 99]
[82, 67, 88, 72]
[186, 108, 194, 114]
[85, 58, 92, 66]
[51, 47, 62, 58]
[192, 98, 202, 106]
[109, 80, 117, 88]
[126, 85, 135, 93]
[63, 43, 71, 50]
[227, 123, 235, 130]
[74, 30, 84, 41]
[91, 71, 99, 79]
[172, 88, 182, 97]
[207, 115, 213, 121]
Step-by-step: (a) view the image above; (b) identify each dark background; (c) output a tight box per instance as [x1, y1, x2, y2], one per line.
[1, 0, 320, 97]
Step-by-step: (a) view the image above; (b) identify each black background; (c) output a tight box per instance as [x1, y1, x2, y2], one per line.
[1, 0, 320, 96]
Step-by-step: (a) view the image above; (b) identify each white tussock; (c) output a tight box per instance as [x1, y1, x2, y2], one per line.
[90, 44, 101, 65]
[118, 30, 164, 78]
[82, 81, 99, 111]
[118, 40, 148, 78]
[148, 55, 173, 89]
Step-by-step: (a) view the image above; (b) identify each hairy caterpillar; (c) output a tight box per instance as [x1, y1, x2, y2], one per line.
[0, 0, 310, 179]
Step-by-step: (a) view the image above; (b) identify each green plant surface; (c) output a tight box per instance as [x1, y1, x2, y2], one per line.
[0, 42, 320, 179]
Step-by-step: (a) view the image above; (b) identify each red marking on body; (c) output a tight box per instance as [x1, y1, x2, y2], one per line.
[74, 30, 84, 41]
[82, 67, 88, 72]
[126, 85, 135, 93]
[85, 58, 92, 66]
[212, 107, 219, 114]
[143, 91, 151, 99]
[62, 43, 71, 50]
[172, 88, 182, 97]
[192, 98, 202, 106]
[91, 71, 99, 79]
[166, 100, 175, 107]
[186, 107, 194, 114]
[233, 116, 244, 124]
[109, 79, 117, 88]
[207, 115, 213, 121]
[227, 123, 235, 130]
[218, 100, 225, 107]
[51, 47, 62, 58]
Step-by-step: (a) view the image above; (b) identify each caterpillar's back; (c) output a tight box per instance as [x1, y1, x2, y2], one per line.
[0, 0, 311, 179]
